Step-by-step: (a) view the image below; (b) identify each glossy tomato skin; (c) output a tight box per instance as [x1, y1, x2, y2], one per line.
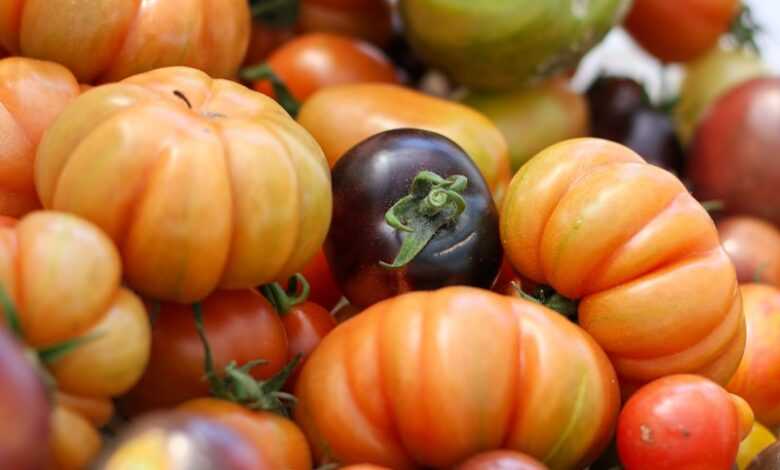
[501, 138, 745, 388]
[0, 328, 49, 470]
[295, 287, 620, 469]
[689, 78, 780, 226]
[617, 375, 746, 470]
[727, 284, 780, 428]
[326, 129, 503, 308]
[625, 0, 740, 63]
[298, 0, 393, 47]
[120, 289, 288, 415]
[297, 83, 510, 203]
[35, 66, 332, 303]
[0, 57, 79, 217]
[300, 249, 342, 310]
[718, 217, 780, 287]
[253, 33, 398, 102]
[455, 450, 548, 470]
[281, 300, 336, 388]
[0, 0, 250, 83]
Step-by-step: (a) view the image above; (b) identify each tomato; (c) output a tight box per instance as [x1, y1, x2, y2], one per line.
[399, 0, 630, 90]
[455, 450, 548, 470]
[738, 423, 777, 470]
[462, 77, 589, 172]
[718, 217, 780, 287]
[245, 22, 296, 66]
[674, 46, 767, 144]
[120, 289, 289, 415]
[501, 138, 745, 389]
[34, 66, 332, 303]
[624, 0, 740, 63]
[0, 328, 49, 469]
[0, 211, 150, 469]
[326, 130, 502, 308]
[341, 466, 392, 470]
[297, 83, 510, 203]
[298, 0, 393, 47]
[617, 375, 750, 470]
[295, 287, 620, 469]
[0, 57, 79, 217]
[300, 249, 342, 310]
[247, 33, 398, 102]
[727, 284, 780, 428]
[689, 77, 780, 226]
[747, 441, 780, 470]
[0, 0, 250, 83]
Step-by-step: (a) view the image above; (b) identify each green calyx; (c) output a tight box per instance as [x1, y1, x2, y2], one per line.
[381, 171, 469, 269]
[729, 4, 762, 56]
[192, 303, 299, 417]
[239, 64, 300, 117]
[250, 0, 300, 27]
[519, 286, 579, 322]
[260, 273, 310, 316]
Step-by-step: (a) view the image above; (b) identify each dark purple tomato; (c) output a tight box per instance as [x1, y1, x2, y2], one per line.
[689, 77, 780, 226]
[0, 328, 50, 470]
[326, 128, 503, 309]
[747, 441, 780, 470]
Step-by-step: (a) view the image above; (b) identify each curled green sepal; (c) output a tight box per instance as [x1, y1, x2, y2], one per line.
[729, 4, 762, 56]
[381, 171, 469, 270]
[260, 273, 310, 316]
[519, 286, 579, 322]
[192, 303, 300, 417]
[239, 64, 300, 117]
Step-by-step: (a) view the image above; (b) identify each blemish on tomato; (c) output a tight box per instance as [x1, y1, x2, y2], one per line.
[640, 424, 654, 444]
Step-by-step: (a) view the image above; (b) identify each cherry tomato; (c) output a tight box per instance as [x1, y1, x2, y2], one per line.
[298, 0, 393, 47]
[718, 217, 780, 287]
[455, 450, 548, 470]
[300, 249, 342, 310]
[617, 374, 750, 470]
[624, 0, 740, 63]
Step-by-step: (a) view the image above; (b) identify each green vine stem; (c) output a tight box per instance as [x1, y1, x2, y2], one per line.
[250, 0, 300, 27]
[381, 171, 469, 269]
[729, 4, 762, 56]
[192, 303, 300, 416]
[239, 64, 301, 117]
[260, 273, 310, 315]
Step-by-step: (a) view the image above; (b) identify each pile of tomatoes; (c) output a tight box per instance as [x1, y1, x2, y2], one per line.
[0, 0, 779, 469]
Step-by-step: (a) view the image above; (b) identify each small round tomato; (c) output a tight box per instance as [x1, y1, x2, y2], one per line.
[617, 374, 750, 470]
[624, 0, 740, 63]
[737, 423, 777, 470]
[300, 248, 342, 310]
[247, 33, 398, 102]
[298, 0, 393, 47]
[718, 217, 780, 287]
[455, 450, 548, 470]
[120, 289, 288, 415]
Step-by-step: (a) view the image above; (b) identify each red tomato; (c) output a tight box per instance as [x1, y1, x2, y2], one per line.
[120, 289, 288, 415]
[298, 0, 393, 47]
[300, 249, 342, 310]
[617, 375, 750, 470]
[455, 450, 548, 470]
[245, 23, 296, 66]
[624, 0, 740, 63]
[718, 217, 780, 287]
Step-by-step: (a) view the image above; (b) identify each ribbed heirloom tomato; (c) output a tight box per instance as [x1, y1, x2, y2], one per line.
[34, 66, 332, 303]
[295, 287, 620, 470]
[0, 211, 151, 469]
[0, 57, 79, 217]
[0, 0, 250, 83]
[501, 138, 744, 390]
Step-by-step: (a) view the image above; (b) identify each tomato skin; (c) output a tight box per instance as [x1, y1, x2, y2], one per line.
[298, 0, 393, 47]
[624, 0, 740, 63]
[0, 0, 250, 83]
[617, 375, 745, 470]
[501, 138, 745, 388]
[280, 300, 336, 388]
[0, 57, 79, 217]
[35, 66, 332, 303]
[120, 289, 289, 415]
[300, 248, 342, 310]
[244, 23, 295, 66]
[455, 450, 548, 470]
[718, 217, 780, 287]
[727, 284, 780, 428]
[253, 33, 398, 102]
[295, 287, 620, 469]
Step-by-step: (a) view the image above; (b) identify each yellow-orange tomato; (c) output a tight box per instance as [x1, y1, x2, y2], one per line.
[728, 284, 780, 428]
[0, 57, 79, 217]
[35, 66, 332, 303]
[0, 211, 150, 469]
[298, 83, 511, 202]
[295, 287, 620, 469]
[0, 0, 250, 83]
[501, 138, 744, 389]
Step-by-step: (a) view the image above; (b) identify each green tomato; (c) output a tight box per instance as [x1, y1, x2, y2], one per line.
[400, 0, 631, 91]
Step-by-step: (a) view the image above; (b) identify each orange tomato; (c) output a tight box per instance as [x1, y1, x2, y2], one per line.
[298, 83, 511, 203]
[298, 0, 393, 47]
[501, 138, 744, 389]
[250, 33, 398, 102]
[455, 450, 548, 470]
[295, 287, 620, 469]
[727, 284, 780, 428]
[300, 249, 343, 310]
[0, 0, 250, 83]
[35, 66, 332, 303]
[0, 211, 151, 469]
[0, 57, 79, 217]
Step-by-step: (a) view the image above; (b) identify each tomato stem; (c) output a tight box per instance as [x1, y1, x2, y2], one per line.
[381, 171, 468, 269]
[519, 286, 579, 321]
[260, 273, 310, 315]
[239, 64, 300, 117]
[172, 90, 193, 109]
[729, 4, 762, 56]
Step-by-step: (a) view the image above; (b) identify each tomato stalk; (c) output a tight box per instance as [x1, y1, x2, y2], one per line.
[729, 4, 762, 56]
[240, 64, 301, 117]
[381, 170, 469, 269]
[260, 273, 310, 315]
[516, 285, 579, 322]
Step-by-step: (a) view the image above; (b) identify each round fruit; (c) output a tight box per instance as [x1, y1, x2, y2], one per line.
[718, 217, 780, 287]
